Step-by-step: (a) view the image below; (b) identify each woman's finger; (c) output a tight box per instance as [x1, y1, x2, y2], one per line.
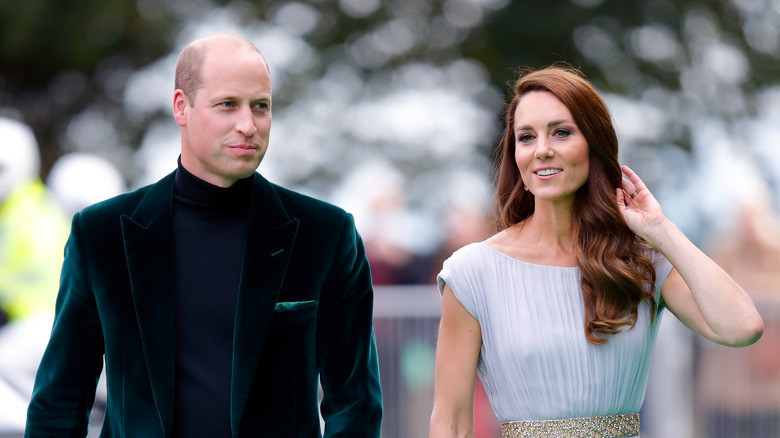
[621, 165, 648, 192]
[618, 178, 640, 203]
[616, 187, 627, 206]
[620, 178, 635, 194]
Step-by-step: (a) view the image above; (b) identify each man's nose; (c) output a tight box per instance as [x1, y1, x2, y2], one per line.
[235, 106, 258, 137]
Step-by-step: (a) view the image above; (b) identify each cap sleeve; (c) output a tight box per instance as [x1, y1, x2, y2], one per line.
[436, 244, 483, 322]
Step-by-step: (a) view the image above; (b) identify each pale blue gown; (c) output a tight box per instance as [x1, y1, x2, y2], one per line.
[437, 242, 673, 437]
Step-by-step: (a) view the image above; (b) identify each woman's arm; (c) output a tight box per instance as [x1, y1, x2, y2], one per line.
[430, 285, 483, 438]
[617, 165, 763, 347]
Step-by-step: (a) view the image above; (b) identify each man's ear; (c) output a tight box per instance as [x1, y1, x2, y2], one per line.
[173, 89, 189, 127]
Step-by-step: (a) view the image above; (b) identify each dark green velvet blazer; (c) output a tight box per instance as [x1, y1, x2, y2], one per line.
[25, 171, 382, 437]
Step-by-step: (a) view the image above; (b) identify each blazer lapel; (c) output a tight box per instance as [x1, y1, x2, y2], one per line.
[230, 174, 298, 436]
[120, 172, 176, 436]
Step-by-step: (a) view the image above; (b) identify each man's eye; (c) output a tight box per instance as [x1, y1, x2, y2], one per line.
[220, 101, 235, 108]
[254, 102, 269, 110]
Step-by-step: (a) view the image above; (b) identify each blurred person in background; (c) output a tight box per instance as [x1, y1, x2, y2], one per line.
[362, 185, 437, 286]
[47, 152, 127, 218]
[696, 180, 780, 438]
[337, 162, 439, 437]
[25, 33, 382, 437]
[0, 116, 70, 434]
[337, 161, 439, 286]
[429, 66, 764, 438]
[0, 116, 69, 326]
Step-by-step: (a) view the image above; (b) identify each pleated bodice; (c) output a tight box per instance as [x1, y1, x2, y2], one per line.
[437, 242, 673, 423]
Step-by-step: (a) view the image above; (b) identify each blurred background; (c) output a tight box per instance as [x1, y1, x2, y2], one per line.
[1, 0, 780, 436]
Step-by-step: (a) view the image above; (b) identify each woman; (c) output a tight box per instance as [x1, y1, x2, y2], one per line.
[429, 66, 764, 438]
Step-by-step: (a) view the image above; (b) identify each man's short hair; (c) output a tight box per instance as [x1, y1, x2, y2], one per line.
[174, 34, 267, 104]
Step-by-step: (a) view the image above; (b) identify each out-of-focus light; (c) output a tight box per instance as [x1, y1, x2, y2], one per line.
[350, 34, 391, 68]
[444, 0, 483, 29]
[474, 0, 512, 12]
[64, 110, 121, 155]
[743, 16, 780, 55]
[255, 27, 318, 75]
[574, 25, 620, 64]
[629, 25, 681, 63]
[0, 117, 40, 201]
[318, 64, 365, 100]
[347, 88, 490, 159]
[47, 152, 127, 215]
[372, 20, 417, 56]
[123, 54, 177, 118]
[683, 9, 718, 43]
[430, 16, 460, 48]
[756, 86, 780, 119]
[133, 121, 180, 189]
[701, 42, 749, 85]
[339, 0, 381, 18]
[604, 95, 669, 143]
[446, 59, 490, 92]
[730, 0, 764, 15]
[689, 117, 767, 229]
[273, 2, 320, 37]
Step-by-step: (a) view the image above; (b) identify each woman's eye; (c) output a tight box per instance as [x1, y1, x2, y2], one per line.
[553, 129, 571, 138]
[517, 133, 534, 143]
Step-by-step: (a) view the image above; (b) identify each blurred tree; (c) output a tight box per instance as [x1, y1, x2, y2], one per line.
[469, 0, 780, 151]
[1, 0, 779, 213]
[0, 0, 173, 175]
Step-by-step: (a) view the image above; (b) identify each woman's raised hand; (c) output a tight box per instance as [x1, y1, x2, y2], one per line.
[616, 165, 669, 243]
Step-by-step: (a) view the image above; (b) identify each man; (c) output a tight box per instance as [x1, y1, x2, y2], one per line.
[25, 34, 382, 437]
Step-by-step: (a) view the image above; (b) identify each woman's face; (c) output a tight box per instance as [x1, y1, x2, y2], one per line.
[513, 90, 589, 205]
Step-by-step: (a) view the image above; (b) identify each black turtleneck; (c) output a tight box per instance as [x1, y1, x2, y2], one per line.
[171, 161, 252, 438]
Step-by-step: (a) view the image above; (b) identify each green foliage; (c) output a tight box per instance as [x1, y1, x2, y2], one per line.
[1, 0, 779, 181]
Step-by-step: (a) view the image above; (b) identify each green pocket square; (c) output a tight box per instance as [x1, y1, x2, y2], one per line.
[272, 300, 318, 327]
[274, 300, 317, 312]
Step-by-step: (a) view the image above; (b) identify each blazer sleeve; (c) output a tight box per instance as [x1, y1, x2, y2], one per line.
[25, 212, 104, 437]
[316, 213, 382, 437]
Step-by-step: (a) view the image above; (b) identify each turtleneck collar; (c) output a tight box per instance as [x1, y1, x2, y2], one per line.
[174, 157, 253, 212]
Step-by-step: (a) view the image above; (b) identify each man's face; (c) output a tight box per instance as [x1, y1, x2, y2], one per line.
[174, 43, 272, 187]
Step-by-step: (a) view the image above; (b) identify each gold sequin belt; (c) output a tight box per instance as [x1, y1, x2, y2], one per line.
[501, 413, 640, 438]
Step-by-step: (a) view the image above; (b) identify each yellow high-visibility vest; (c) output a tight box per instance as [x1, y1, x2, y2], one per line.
[0, 179, 70, 321]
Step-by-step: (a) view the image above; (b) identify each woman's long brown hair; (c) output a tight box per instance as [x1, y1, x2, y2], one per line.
[492, 65, 657, 344]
